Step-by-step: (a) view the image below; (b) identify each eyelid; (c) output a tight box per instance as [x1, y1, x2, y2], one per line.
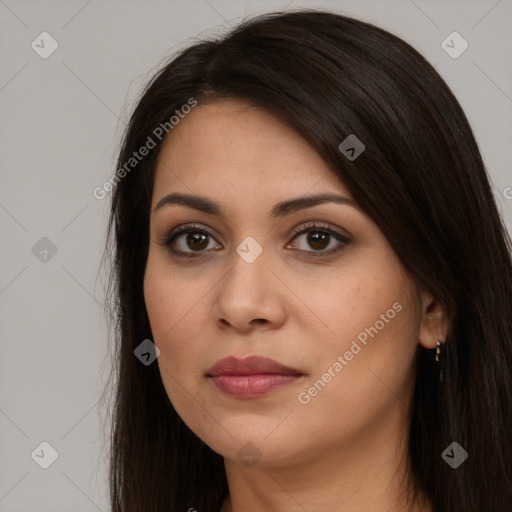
[287, 221, 351, 240]
[285, 221, 351, 258]
[159, 222, 218, 246]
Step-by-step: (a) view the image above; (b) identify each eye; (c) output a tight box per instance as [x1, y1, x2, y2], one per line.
[158, 223, 222, 258]
[286, 221, 350, 257]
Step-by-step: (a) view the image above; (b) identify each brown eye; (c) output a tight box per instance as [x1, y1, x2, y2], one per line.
[184, 232, 209, 251]
[287, 222, 351, 257]
[306, 231, 331, 250]
[160, 224, 222, 258]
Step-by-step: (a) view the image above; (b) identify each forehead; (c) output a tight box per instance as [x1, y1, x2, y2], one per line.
[152, 99, 351, 207]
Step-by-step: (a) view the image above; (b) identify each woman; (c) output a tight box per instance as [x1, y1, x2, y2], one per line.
[102, 9, 512, 512]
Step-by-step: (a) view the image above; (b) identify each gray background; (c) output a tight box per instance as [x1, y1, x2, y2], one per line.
[1, 0, 511, 510]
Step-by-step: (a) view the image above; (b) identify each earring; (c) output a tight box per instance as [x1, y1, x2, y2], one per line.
[436, 340, 445, 383]
[435, 340, 442, 363]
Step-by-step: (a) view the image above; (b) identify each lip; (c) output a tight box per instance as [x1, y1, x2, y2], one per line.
[206, 356, 304, 398]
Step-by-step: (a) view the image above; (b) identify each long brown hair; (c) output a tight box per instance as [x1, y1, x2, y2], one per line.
[101, 9, 512, 512]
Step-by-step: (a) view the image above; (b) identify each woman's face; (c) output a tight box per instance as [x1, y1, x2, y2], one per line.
[144, 99, 438, 468]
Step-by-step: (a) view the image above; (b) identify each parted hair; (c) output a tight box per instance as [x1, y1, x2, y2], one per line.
[101, 9, 512, 512]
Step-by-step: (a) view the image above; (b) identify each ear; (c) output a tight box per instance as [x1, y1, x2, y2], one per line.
[417, 288, 449, 349]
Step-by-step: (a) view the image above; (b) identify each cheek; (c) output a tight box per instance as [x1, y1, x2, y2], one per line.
[290, 298, 418, 452]
[143, 252, 196, 340]
[144, 269, 201, 407]
[291, 270, 406, 356]
[143, 259, 211, 380]
[294, 265, 419, 401]
[144, 267, 226, 450]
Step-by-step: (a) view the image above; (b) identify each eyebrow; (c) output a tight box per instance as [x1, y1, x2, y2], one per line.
[153, 192, 360, 217]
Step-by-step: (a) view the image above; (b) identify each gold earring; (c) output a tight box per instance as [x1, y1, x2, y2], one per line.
[436, 340, 446, 383]
[435, 340, 443, 363]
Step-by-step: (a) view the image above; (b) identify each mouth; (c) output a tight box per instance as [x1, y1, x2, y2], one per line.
[206, 355, 305, 398]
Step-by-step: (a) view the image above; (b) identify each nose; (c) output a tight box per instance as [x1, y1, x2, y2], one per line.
[212, 244, 287, 333]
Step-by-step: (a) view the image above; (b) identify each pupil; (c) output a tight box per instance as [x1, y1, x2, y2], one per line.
[309, 231, 329, 250]
[187, 232, 208, 250]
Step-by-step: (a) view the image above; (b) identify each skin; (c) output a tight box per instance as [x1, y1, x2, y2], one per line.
[143, 99, 448, 512]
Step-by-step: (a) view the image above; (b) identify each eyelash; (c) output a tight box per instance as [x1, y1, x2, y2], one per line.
[158, 221, 351, 259]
